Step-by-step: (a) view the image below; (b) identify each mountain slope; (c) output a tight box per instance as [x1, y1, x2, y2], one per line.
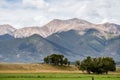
[47, 29, 120, 62]
[13, 27, 42, 38]
[0, 34, 72, 63]
[0, 34, 14, 41]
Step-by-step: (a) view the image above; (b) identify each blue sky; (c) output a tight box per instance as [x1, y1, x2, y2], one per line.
[0, 0, 120, 28]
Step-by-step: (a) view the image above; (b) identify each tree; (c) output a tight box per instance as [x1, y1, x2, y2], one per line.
[67, 61, 70, 66]
[90, 57, 104, 74]
[63, 58, 68, 65]
[80, 56, 116, 74]
[57, 54, 64, 66]
[44, 56, 49, 64]
[43, 53, 69, 66]
[80, 56, 92, 74]
[49, 54, 60, 65]
[102, 57, 116, 74]
[75, 60, 80, 70]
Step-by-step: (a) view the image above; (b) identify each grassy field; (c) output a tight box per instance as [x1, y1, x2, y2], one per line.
[0, 73, 120, 80]
[0, 63, 120, 80]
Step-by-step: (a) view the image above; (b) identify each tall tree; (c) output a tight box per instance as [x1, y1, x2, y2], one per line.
[80, 56, 116, 74]
[44, 53, 69, 66]
[102, 57, 116, 74]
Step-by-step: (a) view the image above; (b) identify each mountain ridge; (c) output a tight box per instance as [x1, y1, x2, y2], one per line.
[0, 24, 16, 36]
[0, 18, 120, 63]
[0, 18, 120, 38]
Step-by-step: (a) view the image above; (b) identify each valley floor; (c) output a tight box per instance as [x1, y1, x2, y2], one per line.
[0, 73, 120, 80]
[0, 63, 120, 80]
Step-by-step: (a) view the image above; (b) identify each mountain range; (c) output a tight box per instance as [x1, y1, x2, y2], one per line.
[0, 18, 120, 64]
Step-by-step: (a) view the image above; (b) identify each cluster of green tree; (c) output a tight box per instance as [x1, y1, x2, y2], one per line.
[75, 56, 116, 74]
[44, 54, 70, 66]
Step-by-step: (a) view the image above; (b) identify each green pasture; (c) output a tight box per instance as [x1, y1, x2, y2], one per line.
[0, 73, 120, 80]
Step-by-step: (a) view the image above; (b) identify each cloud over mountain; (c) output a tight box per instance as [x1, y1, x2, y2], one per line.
[0, 0, 120, 28]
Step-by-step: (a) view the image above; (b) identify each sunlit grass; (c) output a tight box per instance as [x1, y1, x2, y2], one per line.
[0, 73, 120, 80]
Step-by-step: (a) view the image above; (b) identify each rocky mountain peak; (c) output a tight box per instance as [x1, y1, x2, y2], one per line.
[102, 22, 120, 34]
[13, 26, 42, 38]
[39, 18, 93, 37]
[0, 18, 120, 38]
[0, 24, 16, 35]
[103, 22, 117, 27]
[67, 18, 91, 24]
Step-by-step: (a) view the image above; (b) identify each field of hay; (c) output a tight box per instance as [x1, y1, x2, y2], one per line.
[0, 63, 79, 73]
[0, 63, 120, 80]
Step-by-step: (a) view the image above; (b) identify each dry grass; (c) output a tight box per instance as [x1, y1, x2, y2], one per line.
[0, 63, 80, 73]
[0, 63, 120, 74]
[116, 67, 120, 72]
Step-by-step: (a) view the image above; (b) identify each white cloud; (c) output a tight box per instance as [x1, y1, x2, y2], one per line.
[34, 16, 49, 26]
[0, 54, 3, 58]
[101, 18, 120, 24]
[0, 0, 120, 28]
[22, 0, 49, 9]
[16, 54, 20, 58]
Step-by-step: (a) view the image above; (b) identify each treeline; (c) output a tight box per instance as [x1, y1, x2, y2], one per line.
[44, 54, 70, 66]
[43, 54, 116, 74]
[75, 56, 116, 74]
